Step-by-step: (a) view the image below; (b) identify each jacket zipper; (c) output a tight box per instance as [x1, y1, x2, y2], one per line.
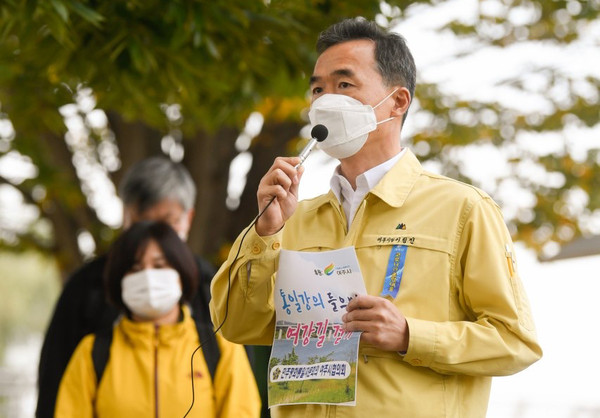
[154, 325, 159, 418]
[329, 199, 347, 234]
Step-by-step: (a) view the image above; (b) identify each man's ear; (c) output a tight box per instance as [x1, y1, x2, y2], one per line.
[178, 208, 195, 241]
[391, 86, 411, 119]
[185, 208, 195, 227]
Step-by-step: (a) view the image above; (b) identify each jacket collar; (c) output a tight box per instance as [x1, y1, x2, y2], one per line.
[119, 304, 193, 347]
[305, 148, 423, 212]
[369, 148, 423, 208]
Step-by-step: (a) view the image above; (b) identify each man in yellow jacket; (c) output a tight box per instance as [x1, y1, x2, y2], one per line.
[210, 17, 542, 418]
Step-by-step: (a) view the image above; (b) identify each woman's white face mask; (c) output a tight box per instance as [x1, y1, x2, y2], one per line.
[308, 89, 397, 159]
[121, 268, 182, 320]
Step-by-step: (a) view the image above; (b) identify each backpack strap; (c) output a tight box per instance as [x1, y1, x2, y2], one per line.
[91, 325, 113, 385]
[90, 316, 221, 384]
[191, 256, 222, 382]
[194, 318, 220, 381]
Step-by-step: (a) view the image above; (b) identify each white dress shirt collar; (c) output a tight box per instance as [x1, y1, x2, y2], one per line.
[330, 148, 407, 229]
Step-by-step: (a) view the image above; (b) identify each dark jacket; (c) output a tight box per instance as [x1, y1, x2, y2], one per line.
[36, 253, 216, 418]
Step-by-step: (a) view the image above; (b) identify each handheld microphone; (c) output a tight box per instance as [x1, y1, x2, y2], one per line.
[295, 124, 328, 169]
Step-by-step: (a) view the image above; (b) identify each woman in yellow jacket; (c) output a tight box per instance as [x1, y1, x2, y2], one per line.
[55, 221, 260, 417]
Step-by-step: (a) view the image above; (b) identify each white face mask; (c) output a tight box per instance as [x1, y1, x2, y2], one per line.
[121, 268, 182, 320]
[308, 89, 397, 159]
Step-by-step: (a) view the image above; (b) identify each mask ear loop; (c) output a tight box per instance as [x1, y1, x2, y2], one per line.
[372, 88, 399, 125]
[372, 88, 399, 109]
[375, 116, 395, 125]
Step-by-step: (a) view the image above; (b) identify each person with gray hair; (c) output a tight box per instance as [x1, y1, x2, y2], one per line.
[119, 157, 197, 230]
[36, 157, 225, 417]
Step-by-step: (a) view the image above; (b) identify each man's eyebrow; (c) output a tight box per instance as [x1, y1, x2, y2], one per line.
[332, 68, 355, 78]
[309, 68, 356, 85]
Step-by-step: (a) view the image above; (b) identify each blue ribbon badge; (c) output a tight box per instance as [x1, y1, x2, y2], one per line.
[380, 245, 407, 299]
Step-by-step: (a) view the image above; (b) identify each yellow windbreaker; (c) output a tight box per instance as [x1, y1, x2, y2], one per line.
[55, 306, 260, 417]
[210, 149, 542, 418]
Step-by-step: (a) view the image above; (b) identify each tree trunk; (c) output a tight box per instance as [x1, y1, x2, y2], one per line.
[106, 110, 164, 189]
[43, 199, 86, 281]
[183, 127, 240, 261]
[183, 120, 303, 265]
[229, 120, 304, 241]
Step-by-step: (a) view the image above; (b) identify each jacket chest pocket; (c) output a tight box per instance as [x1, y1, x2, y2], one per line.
[355, 233, 455, 321]
[287, 233, 340, 252]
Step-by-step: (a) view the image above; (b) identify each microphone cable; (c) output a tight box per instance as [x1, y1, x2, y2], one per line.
[183, 198, 274, 418]
[183, 124, 327, 417]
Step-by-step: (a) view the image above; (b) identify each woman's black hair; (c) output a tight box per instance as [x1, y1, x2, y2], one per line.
[104, 220, 198, 314]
